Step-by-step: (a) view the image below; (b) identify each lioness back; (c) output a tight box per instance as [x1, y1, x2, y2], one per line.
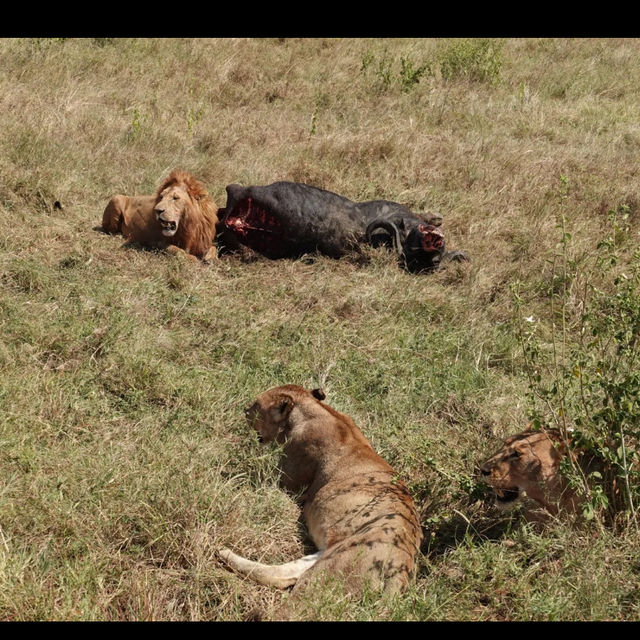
[301, 468, 421, 594]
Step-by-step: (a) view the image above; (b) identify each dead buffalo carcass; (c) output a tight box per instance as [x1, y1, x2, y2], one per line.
[216, 181, 468, 272]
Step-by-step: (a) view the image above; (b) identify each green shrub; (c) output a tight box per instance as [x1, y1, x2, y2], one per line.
[438, 38, 504, 83]
[360, 40, 503, 93]
[513, 189, 640, 527]
[360, 48, 430, 93]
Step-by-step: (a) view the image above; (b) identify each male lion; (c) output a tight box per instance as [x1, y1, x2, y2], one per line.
[479, 430, 583, 517]
[101, 170, 218, 261]
[218, 385, 422, 616]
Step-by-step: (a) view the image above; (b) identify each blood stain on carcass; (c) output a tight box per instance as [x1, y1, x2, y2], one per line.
[223, 197, 288, 258]
[419, 224, 445, 252]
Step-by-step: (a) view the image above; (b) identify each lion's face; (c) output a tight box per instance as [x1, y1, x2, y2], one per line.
[479, 431, 564, 509]
[154, 184, 191, 237]
[244, 386, 325, 445]
[245, 389, 295, 445]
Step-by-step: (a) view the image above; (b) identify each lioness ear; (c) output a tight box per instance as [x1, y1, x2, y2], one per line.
[274, 396, 294, 421]
[311, 388, 326, 401]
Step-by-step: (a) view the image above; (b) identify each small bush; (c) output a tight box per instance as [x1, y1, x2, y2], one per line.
[360, 40, 503, 93]
[438, 39, 504, 84]
[513, 191, 640, 527]
[360, 48, 430, 93]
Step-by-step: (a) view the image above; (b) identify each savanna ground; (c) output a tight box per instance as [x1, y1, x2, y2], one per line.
[1, 37, 640, 621]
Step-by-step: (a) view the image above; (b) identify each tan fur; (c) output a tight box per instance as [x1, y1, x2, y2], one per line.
[218, 385, 422, 613]
[479, 430, 583, 516]
[101, 170, 218, 262]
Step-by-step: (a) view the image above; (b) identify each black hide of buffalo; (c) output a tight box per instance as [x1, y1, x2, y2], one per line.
[216, 181, 467, 272]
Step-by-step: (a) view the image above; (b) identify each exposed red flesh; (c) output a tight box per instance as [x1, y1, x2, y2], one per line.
[420, 224, 445, 253]
[223, 197, 286, 257]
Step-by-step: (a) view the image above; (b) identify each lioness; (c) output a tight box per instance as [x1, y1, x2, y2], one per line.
[479, 430, 582, 516]
[218, 385, 422, 608]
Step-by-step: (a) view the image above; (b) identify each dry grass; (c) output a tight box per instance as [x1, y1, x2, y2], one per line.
[1, 37, 640, 620]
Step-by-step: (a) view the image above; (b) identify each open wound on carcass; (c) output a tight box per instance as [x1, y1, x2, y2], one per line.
[420, 224, 445, 253]
[223, 197, 287, 257]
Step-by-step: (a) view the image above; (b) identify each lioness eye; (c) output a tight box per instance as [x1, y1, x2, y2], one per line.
[508, 450, 521, 459]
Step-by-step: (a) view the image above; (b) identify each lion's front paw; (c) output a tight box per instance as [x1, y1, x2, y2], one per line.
[216, 547, 235, 565]
[202, 246, 219, 264]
